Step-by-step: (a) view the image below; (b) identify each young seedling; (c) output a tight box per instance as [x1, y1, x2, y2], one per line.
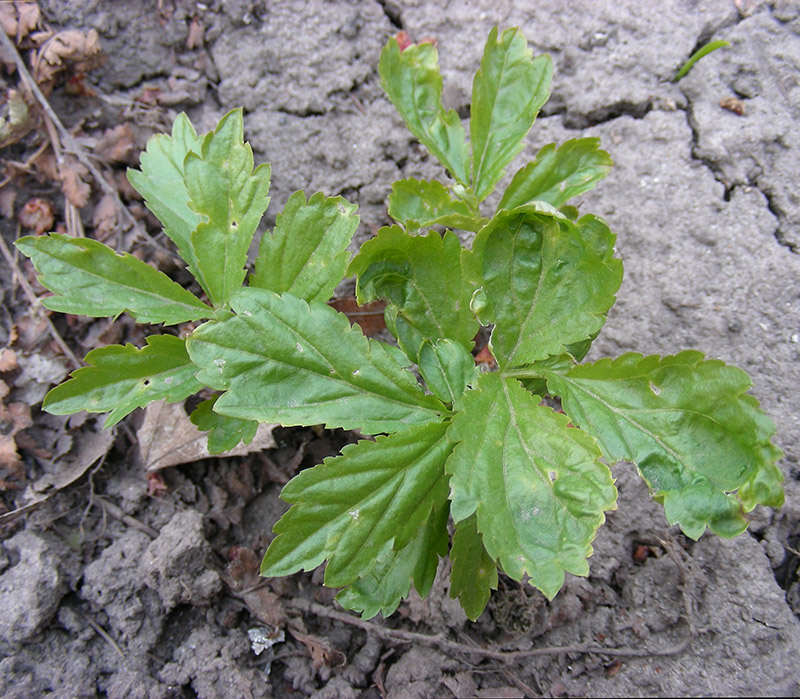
[16, 27, 783, 621]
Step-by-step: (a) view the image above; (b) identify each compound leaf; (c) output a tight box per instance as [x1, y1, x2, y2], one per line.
[449, 514, 498, 621]
[184, 109, 271, 307]
[189, 396, 258, 454]
[126, 113, 207, 292]
[350, 227, 478, 361]
[471, 27, 552, 201]
[498, 138, 613, 211]
[261, 422, 453, 588]
[43, 334, 202, 427]
[543, 352, 785, 539]
[186, 288, 445, 434]
[252, 190, 358, 303]
[418, 339, 478, 404]
[388, 178, 484, 232]
[379, 38, 469, 185]
[16, 234, 213, 325]
[336, 506, 448, 619]
[466, 208, 622, 367]
[446, 372, 617, 599]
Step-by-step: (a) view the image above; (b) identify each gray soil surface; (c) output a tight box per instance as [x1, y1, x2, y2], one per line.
[1, 0, 800, 696]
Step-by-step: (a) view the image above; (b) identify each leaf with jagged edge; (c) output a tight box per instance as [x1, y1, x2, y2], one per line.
[43, 335, 202, 427]
[15, 234, 214, 325]
[417, 339, 478, 404]
[498, 138, 613, 211]
[184, 109, 271, 307]
[260, 422, 452, 588]
[379, 38, 469, 185]
[388, 178, 485, 232]
[336, 506, 449, 619]
[464, 207, 622, 368]
[542, 352, 785, 539]
[470, 27, 552, 201]
[349, 226, 478, 361]
[251, 190, 358, 303]
[126, 113, 208, 294]
[449, 514, 498, 621]
[446, 372, 617, 599]
[189, 396, 258, 454]
[186, 288, 445, 434]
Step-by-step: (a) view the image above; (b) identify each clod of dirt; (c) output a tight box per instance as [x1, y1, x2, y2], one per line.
[81, 529, 164, 652]
[0, 531, 66, 644]
[142, 508, 221, 609]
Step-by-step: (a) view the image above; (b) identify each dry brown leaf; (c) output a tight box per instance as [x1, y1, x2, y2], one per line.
[0, 2, 40, 42]
[0, 420, 114, 521]
[138, 399, 277, 472]
[328, 297, 387, 336]
[225, 546, 286, 627]
[186, 16, 205, 49]
[91, 193, 117, 241]
[0, 400, 32, 481]
[289, 628, 346, 671]
[94, 123, 136, 163]
[0, 348, 18, 373]
[35, 28, 105, 82]
[58, 155, 91, 208]
[18, 197, 54, 234]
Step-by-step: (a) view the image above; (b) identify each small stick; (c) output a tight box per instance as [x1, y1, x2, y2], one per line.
[81, 611, 128, 662]
[94, 496, 159, 539]
[283, 597, 691, 661]
[0, 229, 81, 369]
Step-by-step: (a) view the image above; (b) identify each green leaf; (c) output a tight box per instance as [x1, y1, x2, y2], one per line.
[15, 234, 214, 325]
[336, 506, 448, 619]
[251, 190, 358, 303]
[470, 27, 552, 201]
[184, 109, 271, 307]
[674, 40, 730, 81]
[446, 372, 617, 599]
[189, 396, 258, 454]
[418, 339, 478, 404]
[350, 227, 479, 361]
[497, 138, 613, 211]
[466, 208, 622, 367]
[449, 514, 498, 621]
[43, 334, 202, 427]
[126, 113, 207, 293]
[261, 422, 453, 587]
[186, 288, 445, 434]
[543, 352, 785, 539]
[379, 38, 469, 185]
[388, 178, 485, 232]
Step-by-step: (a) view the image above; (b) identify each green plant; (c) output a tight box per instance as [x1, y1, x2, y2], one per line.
[16, 27, 783, 621]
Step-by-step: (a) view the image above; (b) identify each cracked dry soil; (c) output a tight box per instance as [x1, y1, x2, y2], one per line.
[1, 1, 800, 697]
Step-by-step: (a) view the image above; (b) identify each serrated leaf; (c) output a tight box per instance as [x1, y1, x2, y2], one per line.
[449, 514, 498, 621]
[471, 27, 552, 201]
[498, 138, 613, 211]
[186, 288, 445, 433]
[418, 339, 478, 404]
[16, 234, 214, 325]
[126, 113, 208, 293]
[379, 38, 469, 185]
[251, 190, 358, 303]
[446, 372, 617, 599]
[43, 335, 202, 427]
[261, 422, 452, 587]
[189, 396, 258, 454]
[349, 227, 478, 361]
[466, 208, 622, 367]
[336, 506, 448, 619]
[388, 178, 484, 232]
[543, 352, 785, 539]
[184, 109, 271, 307]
